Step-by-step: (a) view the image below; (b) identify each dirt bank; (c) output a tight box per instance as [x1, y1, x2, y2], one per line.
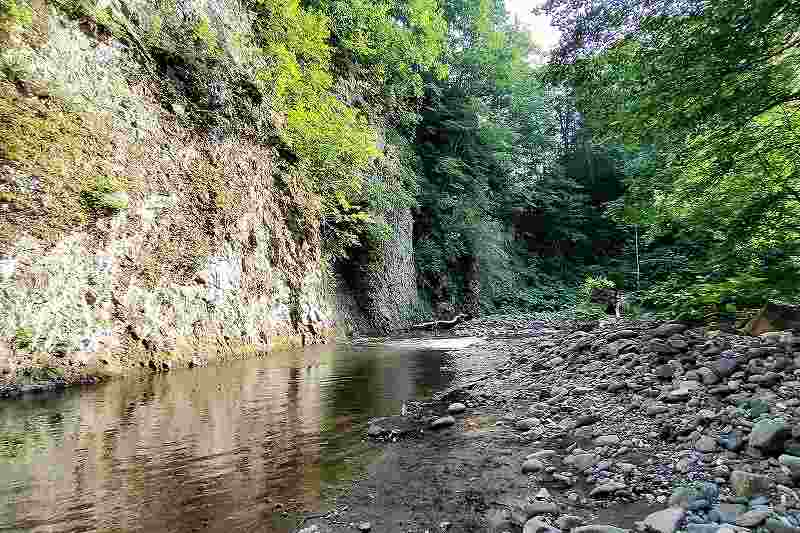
[295, 316, 800, 533]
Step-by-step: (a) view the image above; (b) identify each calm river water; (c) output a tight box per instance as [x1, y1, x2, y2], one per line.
[0, 338, 473, 533]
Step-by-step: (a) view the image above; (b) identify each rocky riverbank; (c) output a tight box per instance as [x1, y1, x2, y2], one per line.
[297, 315, 800, 533]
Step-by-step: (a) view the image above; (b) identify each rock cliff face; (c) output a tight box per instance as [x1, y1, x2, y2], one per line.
[0, 3, 342, 387]
[334, 206, 418, 335]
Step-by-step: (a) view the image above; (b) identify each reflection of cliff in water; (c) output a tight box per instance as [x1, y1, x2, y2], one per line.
[0, 341, 455, 533]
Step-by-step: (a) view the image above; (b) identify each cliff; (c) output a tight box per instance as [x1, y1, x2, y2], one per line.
[0, 0, 418, 390]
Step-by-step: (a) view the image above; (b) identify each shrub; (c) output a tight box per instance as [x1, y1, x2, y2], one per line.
[577, 275, 615, 304]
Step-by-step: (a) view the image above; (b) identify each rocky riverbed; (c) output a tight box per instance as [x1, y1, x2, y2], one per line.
[297, 315, 800, 533]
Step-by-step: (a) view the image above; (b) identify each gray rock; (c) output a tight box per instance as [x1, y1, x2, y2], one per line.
[653, 323, 688, 337]
[606, 330, 640, 342]
[647, 404, 670, 416]
[573, 526, 628, 533]
[644, 508, 686, 533]
[430, 416, 456, 430]
[608, 339, 639, 356]
[516, 417, 542, 431]
[712, 356, 741, 378]
[718, 431, 745, 451]
[367, 424, 385, 437]
[528, 450, 558, 460]
[654, 365, 675, 379]
[779, 454, 800, 478]
[358, 522, 372, 532]
[669, 483, 718, 509]
[648, 340, 678, 354]
[686, 525, 720, 533]
[730, 470, 773, 498]
[594, 435, 621, 446]
[589, 481, 626, 497]
[576, 414, 601, 428]
[447, 402, 466, 414]
[735, 510, 770, 527]
[666, 388, 691, 402]
[765, 518, 800, 533]
[557, 516, 586, 530]
[524, 518, 551, 533]
[569, 453, 601, 471]
[697, 367, 719, 385]
[695, 436, 718, 452]
[748, 418, 789, 452]
[522, 459, 545, 474]
[524, 501, 559, 515]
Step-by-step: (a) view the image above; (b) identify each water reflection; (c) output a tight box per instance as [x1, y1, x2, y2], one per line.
[0, 341, 454, 533]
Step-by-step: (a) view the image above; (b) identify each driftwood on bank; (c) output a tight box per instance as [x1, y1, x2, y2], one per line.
[409, 314, 467, 331]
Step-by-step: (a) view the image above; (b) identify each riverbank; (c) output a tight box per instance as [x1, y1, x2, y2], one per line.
[298, 315, 800, 533]
[0, 330, 335, 399]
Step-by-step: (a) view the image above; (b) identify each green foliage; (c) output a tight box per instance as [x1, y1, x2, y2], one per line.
[316, 0, 448, 100]
[641, 272, 786, 322]
[539, 0, 800, 319]
[13, 326, 32, 351]
[79, 176, 129, 212]
[0, 0, 33, 29]
[17, 365, 65, 382]
[577, 275, 614, 303]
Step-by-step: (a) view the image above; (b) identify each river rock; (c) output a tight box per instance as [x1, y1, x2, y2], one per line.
[608, 339, 639, 356]
[736, 510, 770, 527]
[748, 418, 789, 452]
[557, 515, 587, 530]
[524, 518, 551, 533]
[719, 431, 745, 452]
[357, 522, 371, 532]
[730, 470, 773, 498]
[524, 501, 559, 515]
[589, 482, 626, 497]
[653, 323, 688, 338]
[779, 454, 800, 478]
[695, 436, 718, 452]
[516, 417, 541, 431]
[666, 388, 691, 402]
[594, 434, 620, 446]
[522, 459, 545, 474]
[668, 482, 718, 509]
[696, 367, 719, 385]
[430, 416, 456, 430]
[573, 526, 628, 533]
[765, 518, 800, 533]
[576, 414, 601, 427]
[643, 508, 686, 533]
[568, 453, 600, 471]
[447, 402, 466, 414]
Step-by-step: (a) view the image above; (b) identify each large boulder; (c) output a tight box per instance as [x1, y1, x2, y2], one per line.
[730, 470, 773, 498]
[643, 508, 686, 533]
[748, 418, 789, 454]
[590, 287, 619, 314]
[746, 301, 800, 335]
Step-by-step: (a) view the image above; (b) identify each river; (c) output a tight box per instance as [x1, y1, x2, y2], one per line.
[0, 337, 479, 533]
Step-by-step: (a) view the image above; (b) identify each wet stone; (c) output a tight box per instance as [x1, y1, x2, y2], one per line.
[447, 402, 466, 414]
[644, 507, 686, 533]
[430, 416, 456, 430]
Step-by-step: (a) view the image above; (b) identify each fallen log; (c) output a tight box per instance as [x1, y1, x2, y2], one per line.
[410, 314, 467, 331]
